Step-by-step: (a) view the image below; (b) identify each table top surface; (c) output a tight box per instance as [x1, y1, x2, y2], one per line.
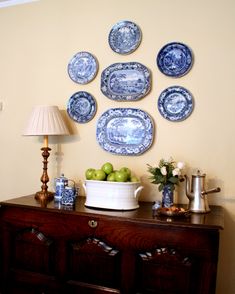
[0, 195, 224, 230]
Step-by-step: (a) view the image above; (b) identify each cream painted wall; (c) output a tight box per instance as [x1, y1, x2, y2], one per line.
[0, 0, 235, 292]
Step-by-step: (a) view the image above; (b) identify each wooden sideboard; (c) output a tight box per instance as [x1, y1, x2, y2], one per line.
[0, 195, 224, 294]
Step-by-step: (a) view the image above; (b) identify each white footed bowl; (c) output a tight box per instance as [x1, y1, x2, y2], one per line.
[83, 180, 143, 210]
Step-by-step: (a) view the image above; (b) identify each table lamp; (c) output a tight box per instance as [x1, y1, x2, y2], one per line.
[23, 105, 70, 203]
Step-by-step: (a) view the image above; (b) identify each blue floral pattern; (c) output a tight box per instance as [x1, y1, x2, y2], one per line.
[96, 108, 154, 155]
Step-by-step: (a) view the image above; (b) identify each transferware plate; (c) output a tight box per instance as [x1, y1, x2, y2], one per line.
[101, 62, 151, 101]
[108, 20, 142, 54]
[68, 51, 98, 84]
[96, 108, 154, 155]
[67, 91, 97, 123]
[157, 42, 193, 77]
[158, 86, 193, 121]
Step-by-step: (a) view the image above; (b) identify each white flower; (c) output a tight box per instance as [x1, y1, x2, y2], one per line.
[160, 166, 167, 175]
[177, 161, 185, 170]
[173, 168, 180, 176]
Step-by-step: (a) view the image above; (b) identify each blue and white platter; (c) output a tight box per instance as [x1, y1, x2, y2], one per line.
[108, 20, 142, 54]
[157, 42, 193, 77]
[67, 51, 98, 84]
[96, 108, 154, 155]
[101, 62, 151, 101]
[158, 86, 193, 122]
[67, 91, 97, 123]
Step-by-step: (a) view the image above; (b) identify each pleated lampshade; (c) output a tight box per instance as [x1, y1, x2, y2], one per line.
[23, 105, 69, 136]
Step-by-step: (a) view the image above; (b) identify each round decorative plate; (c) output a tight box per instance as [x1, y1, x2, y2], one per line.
[67, 51, 98, 84]
[157, 42, 193, 77]
[158, 86, 193, 121]
[108, 20, 142, 54]
[67, 91, 97, 123]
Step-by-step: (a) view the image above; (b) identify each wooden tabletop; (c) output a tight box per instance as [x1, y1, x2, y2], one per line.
[0, 195, 224, 230]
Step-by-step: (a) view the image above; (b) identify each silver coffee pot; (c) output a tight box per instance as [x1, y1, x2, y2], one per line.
[184, 170, 221, 213]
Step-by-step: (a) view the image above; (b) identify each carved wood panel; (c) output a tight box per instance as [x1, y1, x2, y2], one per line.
[13, 227, 55, 274]
[136, 247, 193, 294]
[68, 237, 121, 290]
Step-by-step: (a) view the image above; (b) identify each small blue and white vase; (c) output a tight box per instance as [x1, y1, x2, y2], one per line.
[162, 185, 174, 208]
[61, 186, 76, 206]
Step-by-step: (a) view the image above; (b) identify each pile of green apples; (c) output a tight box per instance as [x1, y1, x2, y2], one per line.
[85, 162, 139, 182]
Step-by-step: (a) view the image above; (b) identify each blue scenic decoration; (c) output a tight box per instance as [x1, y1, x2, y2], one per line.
[108, 20, 142, 54]
[67, 91, 97, 123]
[68, 51, 98, 84]
[158, 86, 194, 122]
[96, 108, 154, 155]
[101, 62, 151, 101]
[157, 42, 193, 77]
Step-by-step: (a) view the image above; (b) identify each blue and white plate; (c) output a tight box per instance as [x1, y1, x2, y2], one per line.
[67, 51, 98, 84]
[158, 86, 193, 121]
[108, 20, 142, 54]
[67, 91, 97, 123]
[96, 108, 154, 155]
[101, 62, 151, 101]
[157, 42, 193, 77]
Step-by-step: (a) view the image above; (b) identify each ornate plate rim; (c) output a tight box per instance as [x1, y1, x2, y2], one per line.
[101, 62, 151, 101]
[67, 51, 98, 84]
[67, 91, 97, 123]
[96, 108, 154, 156]
[157, 42, 193, 77]
[108, 20, 142, 55]
[158, 86, 194, 122]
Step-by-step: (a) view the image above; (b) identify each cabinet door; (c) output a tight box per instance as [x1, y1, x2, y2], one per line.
[1, 226, 63, 294]
[135, 247, 192, 294]
[66, 237, 121, 293]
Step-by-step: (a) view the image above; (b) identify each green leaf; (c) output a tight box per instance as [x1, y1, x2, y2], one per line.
[168, 177, 178, 184]
[158, 183, 164, 192]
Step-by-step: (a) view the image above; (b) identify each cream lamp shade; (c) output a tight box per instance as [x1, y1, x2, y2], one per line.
[23, 105, 69, 136]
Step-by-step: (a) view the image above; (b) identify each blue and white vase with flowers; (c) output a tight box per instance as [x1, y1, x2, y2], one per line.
[147, 158, 185, 208]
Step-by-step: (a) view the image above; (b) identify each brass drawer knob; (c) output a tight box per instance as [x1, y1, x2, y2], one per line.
[88, 219, 98, 228]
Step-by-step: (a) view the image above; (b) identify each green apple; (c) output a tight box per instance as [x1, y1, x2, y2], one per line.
[107, 172, 116, 182]
[115, 170, 128, 182]
[130, 176, 139, 182]
[85, 168, 95, 180]
[119, 167, 131, 180]
[101, 162, 113, 175]
[93, 169, 106, 181]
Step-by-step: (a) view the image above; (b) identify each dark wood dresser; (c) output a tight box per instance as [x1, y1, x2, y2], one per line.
[0, 195, 224, 294]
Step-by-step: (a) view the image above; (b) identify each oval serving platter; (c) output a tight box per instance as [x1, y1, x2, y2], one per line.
[108, 20, 142, 54]
[96, 108, 154, 156]
[157, 42, 193, 77]
[158, 86, 193, 122]
[68, 51, 98, 84]
[101, 62, 151, 101]
[67, 91, 97, 123]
